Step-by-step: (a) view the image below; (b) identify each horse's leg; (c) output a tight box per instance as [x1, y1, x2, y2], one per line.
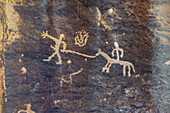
[128, 65, 131, 77]
[131, 64, 135, 73]
[123, 65, 126, 76]
[102, 62, 109, 72]
[106, 63, 113, 73]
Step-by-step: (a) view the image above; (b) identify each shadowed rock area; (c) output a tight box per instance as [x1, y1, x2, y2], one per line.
[1, 0, 169, 113]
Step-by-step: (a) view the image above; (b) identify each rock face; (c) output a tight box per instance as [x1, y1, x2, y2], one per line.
[0, 0, 169, 113]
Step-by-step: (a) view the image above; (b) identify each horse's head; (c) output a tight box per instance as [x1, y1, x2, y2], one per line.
[96, 48, 102, 56]
[25, 103, 31, 109]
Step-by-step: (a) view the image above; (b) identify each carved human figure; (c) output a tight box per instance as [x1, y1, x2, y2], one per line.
[96, 48, 135, 77]
[112, 42, 124, 60]
[41, 31, 67, 64]
[18, 104, 35, 113]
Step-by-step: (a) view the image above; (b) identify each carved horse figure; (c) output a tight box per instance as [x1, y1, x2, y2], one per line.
[41, 31, 67, 64]
[96, 48, 135, 77]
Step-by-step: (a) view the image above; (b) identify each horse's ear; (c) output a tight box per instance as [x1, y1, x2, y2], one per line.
[98, 48, 101, 52]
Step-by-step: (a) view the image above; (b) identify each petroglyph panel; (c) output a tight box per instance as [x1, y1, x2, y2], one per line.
[1, 0, 169, 113]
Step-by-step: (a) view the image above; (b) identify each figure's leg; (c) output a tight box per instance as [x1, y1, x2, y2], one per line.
[128, 65, 131, 77]
[123, 65, 126, 76]
[102, 62, 109, 72]
[43, 52, 57, 61]
[56, 53, 62, 64]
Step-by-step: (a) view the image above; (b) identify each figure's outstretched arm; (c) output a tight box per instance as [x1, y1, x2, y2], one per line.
[111, 49, 116, 57]
[61, 41, 67, 51]
[120, 49, 124, 58]
[41, 31, 49, 39]
[41, 31, 57, 41]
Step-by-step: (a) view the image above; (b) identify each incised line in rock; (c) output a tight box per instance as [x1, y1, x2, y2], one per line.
[18, 103, 35, 113]
[60, 68, 83, 87]
[61, 49, 96, 58]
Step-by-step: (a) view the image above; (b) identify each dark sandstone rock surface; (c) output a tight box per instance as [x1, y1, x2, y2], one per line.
[0, 0, 169, 113]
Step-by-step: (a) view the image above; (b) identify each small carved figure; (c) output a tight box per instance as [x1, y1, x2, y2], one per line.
[60, 68, 83, 87]
[41, 31, 67, 64]
[75, 30, 89, 47]
[18, 103, 35, 113]
[112, 42, 124, 60]
[21, 67, 27, 74]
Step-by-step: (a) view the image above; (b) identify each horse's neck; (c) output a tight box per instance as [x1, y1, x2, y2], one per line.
[100, 52, 111, 60]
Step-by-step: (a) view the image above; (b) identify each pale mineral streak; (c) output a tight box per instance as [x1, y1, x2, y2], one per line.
[3, 1, 22, 45]
[95, 7, 118, 31]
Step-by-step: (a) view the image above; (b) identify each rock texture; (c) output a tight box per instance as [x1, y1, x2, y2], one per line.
[0, 0, 169, 113]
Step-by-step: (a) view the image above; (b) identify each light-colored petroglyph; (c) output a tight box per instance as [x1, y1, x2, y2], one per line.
[165, 60, 170, 65]
[96, 48, 135, 77]
[61, 49, 96, 58]
[19, 59, 22, 62]
[21, 67, 27, 74]
[54, 99, 68, 104]
[119, 60, 135, 77]
[67, 60, 72, 64]
[41, 31, 67, 64]
[112, 42, 124, 60]
[18, 103, 35, 113]
[75, 30, 89, 47]
[60, 68, 83, 87]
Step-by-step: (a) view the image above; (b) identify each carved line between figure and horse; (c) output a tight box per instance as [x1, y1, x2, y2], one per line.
[41, 31, 136, 77]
